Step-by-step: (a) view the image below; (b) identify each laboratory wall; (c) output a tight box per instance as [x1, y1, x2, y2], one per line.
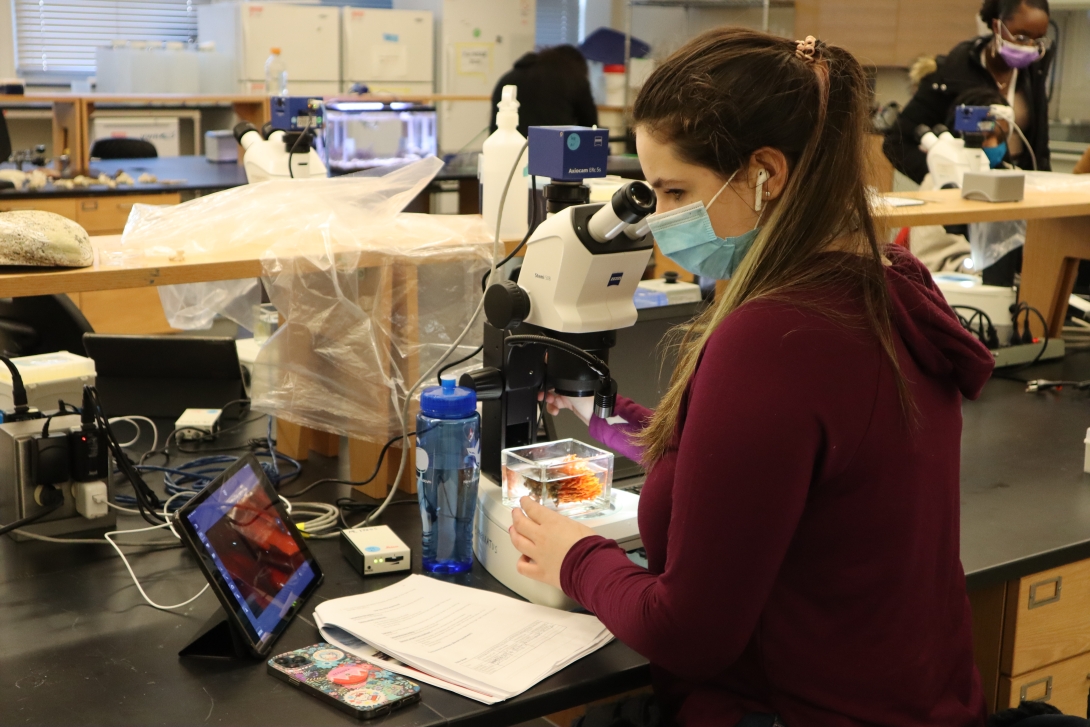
[607, 0, 794, 59]
[0, 0, 16, 79]
[1052, 9, 1090, 124]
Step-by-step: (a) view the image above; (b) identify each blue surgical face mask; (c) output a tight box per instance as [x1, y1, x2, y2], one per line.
[983, 142, 1008, 168]
[646, 171, 763, 280]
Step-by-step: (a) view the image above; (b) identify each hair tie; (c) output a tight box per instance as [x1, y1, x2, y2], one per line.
[795, 35, 818, 63]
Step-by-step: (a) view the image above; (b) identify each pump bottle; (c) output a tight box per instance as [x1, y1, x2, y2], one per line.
[481, 85, 529, 240]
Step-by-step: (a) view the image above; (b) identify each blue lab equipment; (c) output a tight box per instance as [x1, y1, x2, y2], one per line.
[416, 376, 481, 574]
[528, 126, 609, 181]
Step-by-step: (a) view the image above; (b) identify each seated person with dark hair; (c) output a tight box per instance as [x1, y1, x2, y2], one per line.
[489, 44, 598, 137]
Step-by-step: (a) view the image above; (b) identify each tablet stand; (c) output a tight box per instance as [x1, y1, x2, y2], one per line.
[179, 607, 254, 660]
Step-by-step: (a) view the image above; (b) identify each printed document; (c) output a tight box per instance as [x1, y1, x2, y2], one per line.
[313, 575, 613, 702]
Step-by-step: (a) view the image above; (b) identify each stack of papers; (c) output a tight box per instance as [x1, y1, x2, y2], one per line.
[313, 574, 614, 704]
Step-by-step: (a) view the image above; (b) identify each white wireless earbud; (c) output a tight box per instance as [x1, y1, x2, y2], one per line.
[754, 168, 769, 212]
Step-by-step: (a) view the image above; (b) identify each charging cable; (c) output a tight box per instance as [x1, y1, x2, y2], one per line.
[0, 354, 36, 421]
[108, 416, 159, 452]
[351, 140, 529, 529]
[102, 491, 209, 611]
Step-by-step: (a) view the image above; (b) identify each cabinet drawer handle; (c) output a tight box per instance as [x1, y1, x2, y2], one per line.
[1029, 576, 1062, 609]
[116, 203, 134, 211]
[1019, 676, 1053, 703]
[81, 200, 98, 211]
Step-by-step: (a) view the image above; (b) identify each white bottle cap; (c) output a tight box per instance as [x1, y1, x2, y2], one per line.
[496, 85, 520, 130]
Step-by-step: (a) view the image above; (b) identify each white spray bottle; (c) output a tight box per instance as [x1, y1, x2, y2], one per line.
[481, 85, 529, 240]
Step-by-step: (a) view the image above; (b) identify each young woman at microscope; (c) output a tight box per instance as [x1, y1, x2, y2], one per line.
[508, 28, 997, 727]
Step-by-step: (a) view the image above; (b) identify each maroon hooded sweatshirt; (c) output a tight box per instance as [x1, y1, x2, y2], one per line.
[565, 247, 995, 727]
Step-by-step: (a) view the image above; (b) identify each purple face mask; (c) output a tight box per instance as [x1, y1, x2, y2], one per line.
[996, 35, 1041, 69]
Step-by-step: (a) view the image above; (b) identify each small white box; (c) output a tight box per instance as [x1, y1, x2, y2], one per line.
[637, 277, 702, 306]
[175, 408, 222, 440]
[0, 352, 96, 414]
[962, 170, 1025, 203]
[341, 525, 411, 576]
[205, 130, 237, 163]
[73, 481, 109, 519]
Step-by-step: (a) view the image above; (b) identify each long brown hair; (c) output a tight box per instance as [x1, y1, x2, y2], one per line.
[634, 28, 906, 466]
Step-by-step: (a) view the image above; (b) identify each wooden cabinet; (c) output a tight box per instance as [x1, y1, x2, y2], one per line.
[972, 558, 1090, 716]
[75, 193, 181, 235]
[795, 0, 981, 67]
[1003, 560, 1090, 677]
[0, 198, 78, 217]
[795, 0, 899, 66]
[999, 651, 1090, 717]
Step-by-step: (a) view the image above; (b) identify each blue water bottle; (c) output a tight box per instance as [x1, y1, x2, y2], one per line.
[416, 375, 481, 574]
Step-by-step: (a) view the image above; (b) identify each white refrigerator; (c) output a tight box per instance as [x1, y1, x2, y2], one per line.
[398, 0, 535, 154]
[341, 8, 434, 94]
[198, 3, 341, 95]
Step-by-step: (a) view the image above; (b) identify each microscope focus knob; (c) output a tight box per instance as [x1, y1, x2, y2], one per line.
[459, 368, 503, 400]
[484, 281, 531, 330]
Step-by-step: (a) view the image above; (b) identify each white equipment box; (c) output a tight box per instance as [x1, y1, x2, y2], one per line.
[198, 2, 341, 95]
[436, 0, 537, 153]
[205, 130, 237, 162]
[341, 7, 434, 94]
[637, 277, 702, 306]
[0, 352, 95, 415]
[933, 273, 1017, 345]
[473, 476, 641, 610]
[341, 525, 411, 576]
[175, 408, 223, 440]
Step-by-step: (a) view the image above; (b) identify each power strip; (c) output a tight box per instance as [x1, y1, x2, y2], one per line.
[992, 339, 1065, 369]
[0, 414, 117, 540]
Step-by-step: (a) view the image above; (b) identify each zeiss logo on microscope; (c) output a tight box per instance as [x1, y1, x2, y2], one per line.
[608, 272, 623, 287]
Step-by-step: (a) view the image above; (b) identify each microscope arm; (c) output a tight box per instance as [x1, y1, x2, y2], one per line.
[505, 335, 617, 419]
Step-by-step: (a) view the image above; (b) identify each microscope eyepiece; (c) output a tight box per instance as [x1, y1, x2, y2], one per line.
[587, 180, 657, 243]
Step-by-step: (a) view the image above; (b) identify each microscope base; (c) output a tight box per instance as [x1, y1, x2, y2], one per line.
[472, 475, 641, 610]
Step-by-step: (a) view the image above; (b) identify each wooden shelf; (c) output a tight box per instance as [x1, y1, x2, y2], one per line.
[879, 189, 1090, 227]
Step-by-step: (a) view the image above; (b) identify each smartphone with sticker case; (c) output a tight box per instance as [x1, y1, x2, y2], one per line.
[268, 643, 421, 719]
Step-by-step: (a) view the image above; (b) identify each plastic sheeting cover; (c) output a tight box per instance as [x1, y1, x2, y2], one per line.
[117, 157, 493, 442]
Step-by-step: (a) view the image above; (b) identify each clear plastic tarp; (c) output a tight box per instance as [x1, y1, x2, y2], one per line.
[117, 158, 493, 442]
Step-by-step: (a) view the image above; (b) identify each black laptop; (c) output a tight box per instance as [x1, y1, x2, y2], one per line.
[83, 334, 247, 420]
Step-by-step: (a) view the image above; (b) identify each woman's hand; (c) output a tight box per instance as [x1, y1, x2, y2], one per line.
[537, 390, 594, 425]
[509, 497, 596, 590]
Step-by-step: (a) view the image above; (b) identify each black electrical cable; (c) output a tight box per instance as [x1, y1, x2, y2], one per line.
[140, 414, 263, 466]
[0, 501, 63, 537]
[436, 344, 484, 385]
[40, 400, 79, 439]
[504, 334, 610, 379]
[84, 386, 165, 525]
[336, 496, 417, 529]
[992, 303, 1051, 381]
[0, 354, 29, 414]
[282, 429, 418, 498]
[286, 115, 313, 180]
[952, 305, 998, 349]
[481, 175, 539, 292]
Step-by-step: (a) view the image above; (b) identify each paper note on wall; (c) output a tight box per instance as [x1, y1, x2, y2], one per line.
[456, 43, 493, 79]
[372, 44, 408, 78]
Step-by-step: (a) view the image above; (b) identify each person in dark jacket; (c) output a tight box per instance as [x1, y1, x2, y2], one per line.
[884, 0, 1052, 183]
[489, 45, 598, 137]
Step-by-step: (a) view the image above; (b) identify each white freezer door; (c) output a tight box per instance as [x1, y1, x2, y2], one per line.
[439, 0, 535, 153]
[343, 8, 433, 84]
[240, 4, 340, 82]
